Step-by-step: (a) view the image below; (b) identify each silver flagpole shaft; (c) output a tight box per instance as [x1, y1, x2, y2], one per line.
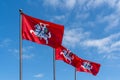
[75, 68, 76, 80]
[19, 9, 23, 80]
[53, 48, 56, 80]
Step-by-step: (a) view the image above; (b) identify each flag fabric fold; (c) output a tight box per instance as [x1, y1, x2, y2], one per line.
[55, 45, 100, 76]
[21, 13, 64, 48]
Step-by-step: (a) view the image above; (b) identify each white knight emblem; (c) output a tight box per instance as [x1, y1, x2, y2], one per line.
[30, 23, 51, 44]
[81, 62, 92, 71]
[60, 49, 74, 64]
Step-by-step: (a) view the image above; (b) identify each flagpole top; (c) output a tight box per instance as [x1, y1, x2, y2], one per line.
[19, 9, 23, 14]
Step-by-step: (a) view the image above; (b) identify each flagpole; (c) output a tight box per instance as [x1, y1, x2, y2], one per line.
[19, 9, 23, 80]
[53, 48, 56, 80]
[75, 68, 76, 80]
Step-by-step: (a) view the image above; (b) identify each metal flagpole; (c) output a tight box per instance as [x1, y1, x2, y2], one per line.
[19, 9, 23, 80]
[75, 68, 76, 80]
[53, 48, 56, 80]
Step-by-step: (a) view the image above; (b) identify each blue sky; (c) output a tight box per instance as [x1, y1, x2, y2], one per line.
[0, 0, 120, 80]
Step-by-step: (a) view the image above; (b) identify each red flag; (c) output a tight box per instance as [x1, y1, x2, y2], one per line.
[55, 45, 100, 76]
[76, 58, 101, 76]
[21, 13, 64, 48]
[55, 45, 80, 68]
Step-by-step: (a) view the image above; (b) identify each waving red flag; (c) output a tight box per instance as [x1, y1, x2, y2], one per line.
[76, 58, 100, 76]
[55, 45, 80, 68]
[55, 45, 100, 76]
[21, 13, 64, 48]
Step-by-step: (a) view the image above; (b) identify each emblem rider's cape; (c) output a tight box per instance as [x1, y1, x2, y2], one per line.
[21, 13, 64, 48]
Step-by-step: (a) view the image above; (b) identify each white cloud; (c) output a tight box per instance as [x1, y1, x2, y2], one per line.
[43, 0, 76, 10]
[105, 0, 117, 8]
[22, 46, 34, 52]
[65, 0, 76, 9]
[99, 12, 120, 32]
[0, 39, 11, 47]
[63, 28, 90, 47]
[116, 0, 120, 12]
[77, 0, 105, 11]
[86, 0, 104, 9]
[81, 33, 120, 60]
[23, 54, 34, 59]
[111, 41, 120, 48]
[21, 46, 35, 59]
[9, 46, 35, 59]
[33, 73, 44, 78]
[76, 0, 120, 32]
[8, 49, 19, 53]
[76, 12, 89, 20]
[79, 0, 118, 10]
[54, 15, 65, 21]
[89, 0, 120, 31]
[103, 53, 120, 60]
[106, 18, 119, 30]
[83, 33, 120, 53]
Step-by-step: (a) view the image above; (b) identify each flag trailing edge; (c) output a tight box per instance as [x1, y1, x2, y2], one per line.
[21, 12, 64, 48]
[55, 45, 101, 76]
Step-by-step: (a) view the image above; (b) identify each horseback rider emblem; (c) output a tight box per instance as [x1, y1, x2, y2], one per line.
[81, 62, 92, 71]
[60, 49, 74, 64]
[30, 23, 51, 44]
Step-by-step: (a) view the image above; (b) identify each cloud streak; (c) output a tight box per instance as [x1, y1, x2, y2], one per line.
[33, 73, 44, 78]
[43, 0, 76, 10]
[63, 28, 90, 47]
[9, 46, 35, 59]
[0, 38, 12, 47]
[83, 32, 120, 53]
